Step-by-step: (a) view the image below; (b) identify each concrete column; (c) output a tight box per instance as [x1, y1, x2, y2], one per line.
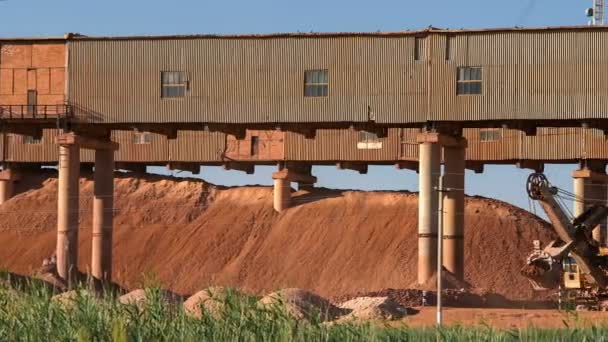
[573, 170, 607, 246]
[573, 176, 587, 217]
[443, 144, 466, 279]
[92, 149, 114, 281]
[273, 178, 291, 212]
[590, 179, 607, 246]
[0, 179, 13, 204]
[418, 141, 441, 284]
[57, 144, 80, 283]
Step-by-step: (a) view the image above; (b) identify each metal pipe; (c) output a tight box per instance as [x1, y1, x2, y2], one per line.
[418, 141, 440, 284]
[443, 145, 465, 278]
[57, 144, 80, 284]
[436, 174, 444, 326]
[273, 178, 291, 212]
[92, 149, 115, 281]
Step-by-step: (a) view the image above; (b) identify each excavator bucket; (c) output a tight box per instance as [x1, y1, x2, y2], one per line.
[520, 240, 572, 291]
[521, 259, 562, 291]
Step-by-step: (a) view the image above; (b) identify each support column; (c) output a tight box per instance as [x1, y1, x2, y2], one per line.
[443, 141, 466, 279]
[57, 144, 80, 283]
[573, 168, 608, 247]
[272, 166, 317, 212]
[0, 169, 16, 204]
[417, 140, 441, 284]
[273, 178, 291, 212]
[92, 149, 115, 281]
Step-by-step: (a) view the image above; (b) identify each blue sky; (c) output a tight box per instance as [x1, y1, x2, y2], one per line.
[1, 0, 596, 213]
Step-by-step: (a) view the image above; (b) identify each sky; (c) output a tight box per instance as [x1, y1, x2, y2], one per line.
[0, 0, 598, 214]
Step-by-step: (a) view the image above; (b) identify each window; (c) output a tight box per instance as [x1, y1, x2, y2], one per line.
[445, 35, 453, 61]
[23, 135, 41, 144]
[161, 71, 187, 98]
[479, 129, 501, 142]
[456, 67, 483, 95]
[414, 37, 424, 61]
[250, 136, 259, 156]
[357, 131, 382, 150]
[304, 70, 328, 97]
[133, 132, 152, 145]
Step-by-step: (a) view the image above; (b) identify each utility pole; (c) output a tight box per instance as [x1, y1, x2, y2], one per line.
[436, 175, 446, 326]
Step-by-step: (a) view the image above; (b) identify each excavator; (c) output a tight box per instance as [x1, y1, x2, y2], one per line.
[521, 173, 608, 310]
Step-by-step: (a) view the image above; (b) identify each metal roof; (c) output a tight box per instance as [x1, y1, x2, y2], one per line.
[0, 26, 607, 42]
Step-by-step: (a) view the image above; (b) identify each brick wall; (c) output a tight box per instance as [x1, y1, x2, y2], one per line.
[0, 42, 65, 106]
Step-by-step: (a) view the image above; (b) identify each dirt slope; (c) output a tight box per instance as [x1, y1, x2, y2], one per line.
[0, 171, 554, 300]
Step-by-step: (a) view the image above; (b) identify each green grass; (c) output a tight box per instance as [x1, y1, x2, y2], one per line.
[1, 279, 608, 342]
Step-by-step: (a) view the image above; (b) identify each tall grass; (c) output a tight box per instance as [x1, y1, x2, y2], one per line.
[1, 279, 608, 341]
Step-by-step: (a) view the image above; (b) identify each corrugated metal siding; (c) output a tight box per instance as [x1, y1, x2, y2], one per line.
[429, 31, 608, 122]
[284, 128, 400, 161]
[520, 128, 583, 160]
[168, 130, 225, 162]
[464, 128, 520, 161]
[225, 130, 284, 161]
[4, 129, 94, 163]
[113, 131, 168, 162]
[68, 37, 426, 124]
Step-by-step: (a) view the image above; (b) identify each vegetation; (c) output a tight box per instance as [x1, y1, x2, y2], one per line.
[1, 278, 608, 341]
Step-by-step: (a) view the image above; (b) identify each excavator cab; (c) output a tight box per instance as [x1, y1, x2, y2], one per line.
[562, 256, 582, 289]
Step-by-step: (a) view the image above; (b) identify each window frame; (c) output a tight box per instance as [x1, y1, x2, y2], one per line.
[456, 66, 483, 96]
[23, 135, 42, 145]
[160, 71, 188, 98]
[133, 132, 153, 145]
[479, 128, 501, 142]
[357, 131, 382, 150]
[303, 69, 329, 98]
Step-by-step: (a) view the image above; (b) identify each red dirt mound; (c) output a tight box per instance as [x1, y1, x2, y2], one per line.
[0, 170, 555, 301]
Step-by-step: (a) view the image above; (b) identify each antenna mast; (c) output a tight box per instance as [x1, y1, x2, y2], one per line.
[587, 0, 606, 25]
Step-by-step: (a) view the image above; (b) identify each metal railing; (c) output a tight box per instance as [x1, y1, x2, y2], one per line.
[0, 104, 73, 120]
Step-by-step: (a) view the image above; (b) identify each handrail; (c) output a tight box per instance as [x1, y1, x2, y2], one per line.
[0, 104, 73, 120]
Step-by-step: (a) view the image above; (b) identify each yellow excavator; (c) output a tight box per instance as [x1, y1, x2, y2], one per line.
[521, 173, 608, 310]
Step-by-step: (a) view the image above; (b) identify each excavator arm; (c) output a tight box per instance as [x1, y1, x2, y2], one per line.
[522, 173, 608, 289]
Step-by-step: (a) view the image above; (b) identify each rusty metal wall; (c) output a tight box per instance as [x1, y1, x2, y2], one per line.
[464, 128, 521, 161]
[429, 30, 608, 121]
[113, 131, 168, 162]
[68, 37, 425, 124]
[168, 130, 226, 162]
[2, 127, 607, 164]
[284, 128, 401, 161]
[68, 29, 608, 125]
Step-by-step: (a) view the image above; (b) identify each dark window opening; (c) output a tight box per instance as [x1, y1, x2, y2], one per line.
[479, 129, 501, 142]
[456, 66, 483, 95]
[445, 35, 453, 61]
[23, 135, 42, 144]
[414, 37, 424, 61]
[27, 90, 37, 115]
[133, 132, 152, 145]
[358, 131, 379, 143]
[304, 70, 328, 97]
[251, 136, 259, 156]
[161, 71, 187, 98]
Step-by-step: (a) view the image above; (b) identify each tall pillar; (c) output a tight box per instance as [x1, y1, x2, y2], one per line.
[573, 168, 608, 247]
[443, 142, 466, 279]
[418, 141, 441, 284]
[92, 149, 115, 281]
[57, 144, 80, 283]
[273, 178, 291, 212]
[0, 169, 14, 204]
[590, 179, 607, 246]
